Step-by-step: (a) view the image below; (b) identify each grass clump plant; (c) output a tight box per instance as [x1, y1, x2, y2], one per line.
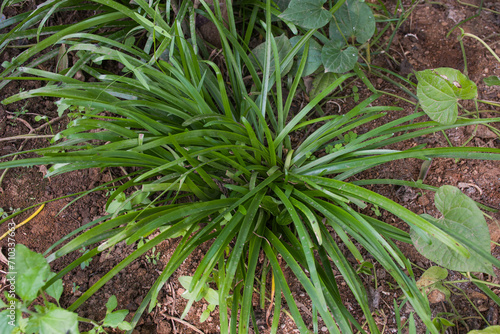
[1, 0, 500, 333]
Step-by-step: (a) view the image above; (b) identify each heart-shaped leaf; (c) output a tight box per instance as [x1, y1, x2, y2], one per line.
[103, 310, 129, 327]
[289, 36, 322, 77]
[432, 68, 477, 99]
[309, 72, 340, 99]
[25, 307, 79, 334]
[416, 266, 448, 289]
[106, 295, 118, 312]
[12, 244, 51, 303]
[410, 186, 493, 275]
[484, 75, 500, 86]
[250, 34, 293, 76]
[416, 68, 477, 125]
[45, 274, 63, 303]
[329, 0, 375, 45]
[322, 41, 358, 73]
[468, 326, 500, 334]
[279, 0, 331, 29]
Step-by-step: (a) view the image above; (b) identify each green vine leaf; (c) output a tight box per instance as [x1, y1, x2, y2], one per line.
[484, 75, 500, 86]
[321, 41, 358, 73]
[250, 34, 293, 76]
[45, 274, 63, 303]
[0, 310, 15, 334]
[13, 244, 51, 303]
[432, 67, 477, 99]
[309, 72, 340, 99]
[289, 36, 322, 77]
[416, 68, 477, 125]
[416, 266, 448, 289]
[279, 0, 331, 29]
[468, 326, 500, 334]
[103, 310, 129, 328]
[329, 0, 375, 44]
[25, 307, 79, 334]
[410, 186, 493, 275]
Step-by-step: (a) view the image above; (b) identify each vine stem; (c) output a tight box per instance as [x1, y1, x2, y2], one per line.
[461, 30, 500, 64]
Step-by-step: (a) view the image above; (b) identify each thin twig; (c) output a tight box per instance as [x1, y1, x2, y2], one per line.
[0, 134, 54, 142]
[159, 311, 205, 334]
[0, 115, 65, 191]
[7, 115, 34, 132]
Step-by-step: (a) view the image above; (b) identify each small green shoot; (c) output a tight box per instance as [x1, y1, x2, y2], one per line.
[78, 246, 93, 270]
[146, 246, 160, 266]
[371, 204, 382, 217]
[178, 276, 219, 323]
[356, 261, 374, 276]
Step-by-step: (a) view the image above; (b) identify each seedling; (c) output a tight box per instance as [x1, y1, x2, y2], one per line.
[432, 314, 456, 334]
[79, 246, 93, 270]
[145, 246, 160, 265]
[178, 275, 219, 323]
[356, 261, 374, 276]
[371, 204, 382, 217]
[0, 207, 20, 219]
[0, 208, 7, 219]
[13, 102, 29, 118]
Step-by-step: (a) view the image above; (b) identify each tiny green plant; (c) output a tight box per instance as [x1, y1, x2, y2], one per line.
[145, 246, 160, 266]
[12, 101, 28, 118]
[0, 207, 20, 219]
[356, 261, 373, 276]
[371, 204, 382, 217]
[0, 207, 7, 219]
[87, 295, 133, 334]
[178, 275, 219, 323]
[79, 246, 93, 270]
[432, 314, 456, 334]
[72, 283, 80, 294]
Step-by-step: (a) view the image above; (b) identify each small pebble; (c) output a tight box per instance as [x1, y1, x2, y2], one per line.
[321, 326, 328, 332]
[484, 68, 489, 73]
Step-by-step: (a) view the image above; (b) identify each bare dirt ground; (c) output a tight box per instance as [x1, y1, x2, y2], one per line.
[1, 0, 500, 333]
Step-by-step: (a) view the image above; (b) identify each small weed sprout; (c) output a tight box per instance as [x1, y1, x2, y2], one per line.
[79, 246, 93, 270]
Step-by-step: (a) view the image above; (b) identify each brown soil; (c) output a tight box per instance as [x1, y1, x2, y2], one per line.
[1, 0, 500, 333]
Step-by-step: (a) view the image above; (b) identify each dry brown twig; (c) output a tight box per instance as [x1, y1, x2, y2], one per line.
[159, 311, 205, 334]
[0, 115, 64, 192]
